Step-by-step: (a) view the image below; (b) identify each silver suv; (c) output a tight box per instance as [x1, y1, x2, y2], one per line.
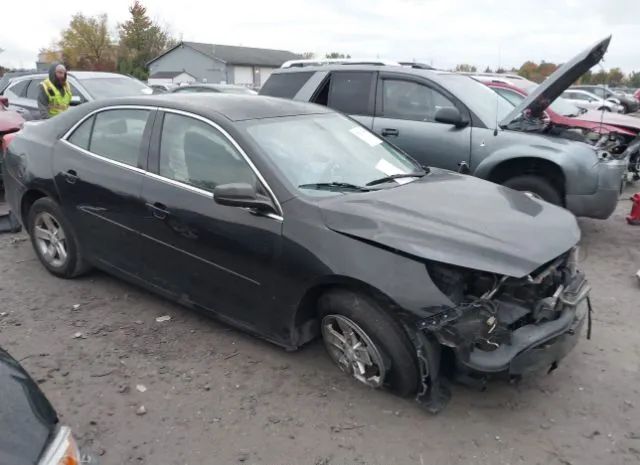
[260, 37, 626, 219]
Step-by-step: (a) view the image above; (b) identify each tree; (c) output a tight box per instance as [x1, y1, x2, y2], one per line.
[628, 71, 640, 88]
[591, 69, 608, 85]
[325, 52, 351, 59]
[301, 52, 315, 59]
[517, 61, 537, 80]
[454, 64, 477, 73]
[118, 1, 176, 79]
[578, 70, 593, 85]
[59, 13, 115, 71]
[484, 66, 493, 73]
[607, 67, 624, 86]
[537, 61, 558, 79]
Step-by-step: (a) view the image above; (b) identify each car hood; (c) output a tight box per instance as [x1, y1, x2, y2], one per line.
[0, 348, 57, 465]
[319, 169, 580, 278]
[500, 36, 611, 127]
[576, 109, 640, 132]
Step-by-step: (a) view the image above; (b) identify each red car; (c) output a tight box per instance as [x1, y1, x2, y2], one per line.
[478, 78, 640, 179]
[635, 89, 640, 103]
[1, 96, 25, 184]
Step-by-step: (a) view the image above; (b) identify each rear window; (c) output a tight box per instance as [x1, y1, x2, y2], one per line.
[259, 72, 313, 98]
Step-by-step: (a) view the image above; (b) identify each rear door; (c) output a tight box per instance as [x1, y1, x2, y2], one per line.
[138, 110, 283, 332]
[54, 106, 154, 276]
[372, 73, 472, 171]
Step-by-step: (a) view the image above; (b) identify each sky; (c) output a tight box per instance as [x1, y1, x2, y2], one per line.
[1, 0, 639, 73]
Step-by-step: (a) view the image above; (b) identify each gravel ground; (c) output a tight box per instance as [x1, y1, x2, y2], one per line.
[1, 187, 639, 465]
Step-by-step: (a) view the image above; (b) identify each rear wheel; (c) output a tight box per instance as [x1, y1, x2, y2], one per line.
[318, 289, 419, 396]
[27, 198, 89, 278]
[503, 175, 563, 206]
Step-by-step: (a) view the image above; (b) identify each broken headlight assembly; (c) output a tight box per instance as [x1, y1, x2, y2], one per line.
[421, 247, 584, 356]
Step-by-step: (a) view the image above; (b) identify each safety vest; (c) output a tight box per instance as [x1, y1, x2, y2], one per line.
[41, 79, 72, 117]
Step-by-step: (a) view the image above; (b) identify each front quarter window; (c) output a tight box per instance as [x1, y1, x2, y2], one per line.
[244, 113, 421, 194]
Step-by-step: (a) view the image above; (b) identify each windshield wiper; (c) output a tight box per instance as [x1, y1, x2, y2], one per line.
[365, 171, 427, 186]
[298, 182, 371, 192]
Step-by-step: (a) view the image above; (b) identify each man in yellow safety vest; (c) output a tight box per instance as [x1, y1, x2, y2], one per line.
[37, 63, 72, 119]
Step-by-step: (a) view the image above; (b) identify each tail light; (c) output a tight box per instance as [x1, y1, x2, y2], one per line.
[0, 96, 8, 108]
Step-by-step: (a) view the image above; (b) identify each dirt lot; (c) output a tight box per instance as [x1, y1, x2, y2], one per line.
[1, 187, 639, 465]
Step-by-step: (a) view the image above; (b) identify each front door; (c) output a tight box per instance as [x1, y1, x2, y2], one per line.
[53, 107, 154, 275]
[372, 75, 472, 171]
[138, 111, 282, 333]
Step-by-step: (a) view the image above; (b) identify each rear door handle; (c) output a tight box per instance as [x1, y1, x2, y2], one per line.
[381, 128, 399, 137]
[63, 169, 78, 184]
[146, 202, 170, 220]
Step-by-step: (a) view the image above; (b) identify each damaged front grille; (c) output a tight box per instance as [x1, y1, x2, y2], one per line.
[422, 248, 580, 354]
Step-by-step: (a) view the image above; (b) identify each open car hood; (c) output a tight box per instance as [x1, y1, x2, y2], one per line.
[319, 169, 580, 278]
[500, 36, 611, 127]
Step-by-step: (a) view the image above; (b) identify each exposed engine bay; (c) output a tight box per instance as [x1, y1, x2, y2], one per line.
[420, 247, 590, 372]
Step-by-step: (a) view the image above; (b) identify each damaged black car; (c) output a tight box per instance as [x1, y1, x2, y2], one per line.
[2, 93, 591, 411]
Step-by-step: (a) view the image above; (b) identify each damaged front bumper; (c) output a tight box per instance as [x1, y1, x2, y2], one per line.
[420, 271, 591, 377]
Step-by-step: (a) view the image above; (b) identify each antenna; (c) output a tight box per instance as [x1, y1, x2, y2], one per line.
[494, 45, 501, 136]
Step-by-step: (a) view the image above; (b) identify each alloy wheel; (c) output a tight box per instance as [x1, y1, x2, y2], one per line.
[321, 314, 386, 388]
[33, 212, 68, 268]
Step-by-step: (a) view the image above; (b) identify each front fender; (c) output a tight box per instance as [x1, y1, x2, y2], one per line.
[472, 130, 601, 195]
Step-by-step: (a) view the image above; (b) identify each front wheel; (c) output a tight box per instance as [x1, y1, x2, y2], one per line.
[27, 197, 89, 278]
[318, 289, 419, 396]
[503, 175, 563, 206]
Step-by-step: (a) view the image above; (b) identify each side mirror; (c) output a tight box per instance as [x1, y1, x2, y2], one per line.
[434, 107, 468, 128]
[70, 95, 83, 107]
[214, 183, 276, 214]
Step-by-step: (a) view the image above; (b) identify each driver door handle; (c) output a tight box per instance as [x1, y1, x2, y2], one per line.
[381, 128, 399, 137]
[146, 202, 170, 220]
[63, 170, 79, 184]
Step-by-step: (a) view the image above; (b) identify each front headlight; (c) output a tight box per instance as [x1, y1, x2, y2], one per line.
[38, 426, 81, 465]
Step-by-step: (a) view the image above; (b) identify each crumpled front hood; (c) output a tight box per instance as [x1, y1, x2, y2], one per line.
[501, 36, 611, 127]
[0, 348, 57, 465]
[576, 109, 640, 132]
[319, 170, 580, 278]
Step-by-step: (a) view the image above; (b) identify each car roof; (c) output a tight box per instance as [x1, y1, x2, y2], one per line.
[272, 64, 461, 86]
[92, 93, 332, 121]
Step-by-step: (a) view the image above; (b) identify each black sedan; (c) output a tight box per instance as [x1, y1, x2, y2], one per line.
[0, 347, 84, 465]
[2, 94, 590, 411]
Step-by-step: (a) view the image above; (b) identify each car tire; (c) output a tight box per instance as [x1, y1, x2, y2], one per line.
[318, 289, 419, 397]
[27, 197, 89, 278]
[503, 175, 563, 206]
[597, 106, 611, 112]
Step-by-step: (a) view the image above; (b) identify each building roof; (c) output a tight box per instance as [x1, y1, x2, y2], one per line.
[148, 70, 193, 79]
[148, 42, 300, 68]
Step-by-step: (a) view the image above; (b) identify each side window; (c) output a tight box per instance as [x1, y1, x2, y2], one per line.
[259, 72, 313, 98]
[5, 80, 29, 99]
[159, 113, 257, 192]
[69, 84, 86, 103]
[382, 79, 456, 122]
[68, 115, 94, 150]
[591, 88, 605, 98]
[26, 80, 41, 100]
[327, 72, 374, 115]
[89, 109, 150, 166]
[495, 88, 524, 106]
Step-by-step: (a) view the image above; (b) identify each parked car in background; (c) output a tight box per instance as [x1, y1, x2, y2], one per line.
[634, 88, 640, 103]
[260, 36, 626, 219]
[150, 83, 176, 94]
[572, 85, 639, 113]
[3, 93, 590, 411]
[481, 79, 640, 180]
[561, 89, 623, 112]
[171, 83, 258, 95]
[0, 346, 86, 465]
[0, 96, 25, 187]
[0, 71, 153, 120]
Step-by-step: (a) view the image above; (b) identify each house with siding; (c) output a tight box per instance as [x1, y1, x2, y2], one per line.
[147, 42, 300, 88]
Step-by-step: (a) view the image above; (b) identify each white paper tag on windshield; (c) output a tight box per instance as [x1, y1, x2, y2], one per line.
[375, 159, 413, 184]
[350, 126, 382, 147]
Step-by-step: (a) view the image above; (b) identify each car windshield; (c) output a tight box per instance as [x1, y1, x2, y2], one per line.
[79, 77, 152, 99]
[441, 74, 514, 126]
[243, 113, 421, 194]
[549, 97, 583, 117]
